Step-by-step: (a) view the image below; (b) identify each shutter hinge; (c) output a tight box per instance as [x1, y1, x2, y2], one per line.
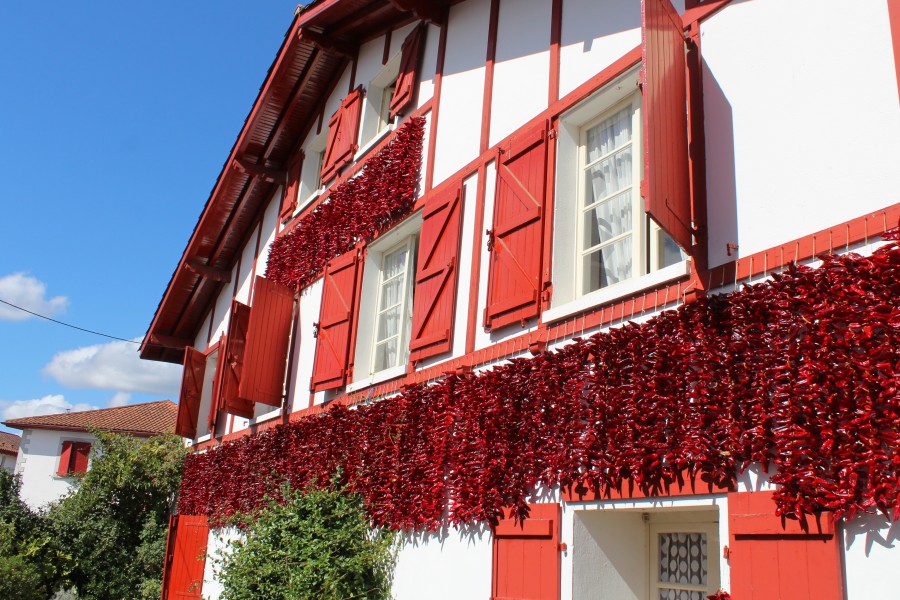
[541, 281, 553, 304]
[312, 322, 320, 338]
[486, 229, 495, 252]
[547, 128, 558, 140]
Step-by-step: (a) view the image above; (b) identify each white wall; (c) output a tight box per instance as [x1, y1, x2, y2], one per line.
[842, 513, 900, 599]
[14, 428, 96, 509]
[0, 452, 17, 473]
[203, 527, 242, 600]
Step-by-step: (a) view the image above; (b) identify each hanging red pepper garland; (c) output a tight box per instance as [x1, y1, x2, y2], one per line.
[178, 231, 900, 532]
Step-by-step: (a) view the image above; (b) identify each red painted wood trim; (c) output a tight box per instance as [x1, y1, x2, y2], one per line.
[539, 118, 558, 314]
[548, 0, 562, 105]
[282, 298, 301, 417]
[425, 21, 447, 193]
[686, 21, 708, 273]
[889, 0, 900, 103]
[249, 218, 264, 304]
[465, 164, 488, 355]
[562, 471, 732, 502]
[382, 27, 392, 65]
[480, 0, 500, 154]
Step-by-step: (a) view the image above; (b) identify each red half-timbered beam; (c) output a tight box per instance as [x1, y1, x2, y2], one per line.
[298, 28, 357, 58]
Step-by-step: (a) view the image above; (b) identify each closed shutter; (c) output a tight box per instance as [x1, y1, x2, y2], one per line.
[239, 276, 296, 407]
[161, 514, 209, 600]
[280, 152, 304, 221]
[176, 347, 206, 438]
[728, 491, 844, 600]
[484, 122, 549, 331]
[311, 249, 362, 391]
[389, 23, 426, 119]
[641, 0, 693, 251]
[492, 502, 561, 600]
[321, 87, 364, 183]
[409, 185, 463, 361]
[57, 441, 73, 476]
[220, 302, 254, 419]
[71, 442, 91, 474]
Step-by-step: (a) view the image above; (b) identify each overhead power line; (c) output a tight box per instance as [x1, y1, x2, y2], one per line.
[0, 297, 140, 344]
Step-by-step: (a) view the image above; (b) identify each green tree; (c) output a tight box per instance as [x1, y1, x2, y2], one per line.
[218, 486, 397, 600]
[49, 431, 187, 600]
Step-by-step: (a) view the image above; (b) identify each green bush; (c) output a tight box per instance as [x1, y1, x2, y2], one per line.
[218, 486, 397, 600]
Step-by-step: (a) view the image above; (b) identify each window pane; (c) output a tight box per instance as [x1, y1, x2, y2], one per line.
[383, 246, 408, 280]
[658, 533, 708, 586]
[585, 146, 633, 206]
[658, 592, 704, 600]
[584, 191, 632, 250]
[373, 337, 398, 372]
[377, 306, 401, 340]
[380, 278, 403, 310]
[658, 229, 685, 268]
[585, 107, 631, 163]
[583, 236, 632, 293]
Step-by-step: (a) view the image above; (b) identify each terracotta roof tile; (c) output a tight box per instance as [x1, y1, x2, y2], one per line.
[0, 431, 19, 455]
[2, 400, 177, 436]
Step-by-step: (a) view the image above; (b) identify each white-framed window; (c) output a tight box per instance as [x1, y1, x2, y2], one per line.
[357, 54, 401, 156]
[195, 346, 219, 438]
[650, 520, 720, 600]
[548, 67, 688, 321]
[349, 213, 421, 391]
[297, 133, 326, 213]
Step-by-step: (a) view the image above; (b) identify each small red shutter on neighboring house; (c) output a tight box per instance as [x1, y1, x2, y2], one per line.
[311, 249, 362, 391]
[389, 23, 426, 119]
[175, 347, 206, 438]
[162, 514, 209, 600]
[239, 276, 296, 407]
[71, 442, 91, 474]
[280, 152, 304, 221]
[641, 0, 693, 251]
[410, 184, 463, 361]
[320, 87, 364, 183]
[492, 502, 561, 600]
[484, 122, 549, 331]
[220, 302, 254, 419]
[57, 441, 73, 476]
[728, 491, 844, 600]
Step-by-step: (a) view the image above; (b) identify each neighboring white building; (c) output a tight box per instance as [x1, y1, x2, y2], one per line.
[2, 400, 177, 509]
[142, 0, 900, 598]
[0, 432, 20, 474]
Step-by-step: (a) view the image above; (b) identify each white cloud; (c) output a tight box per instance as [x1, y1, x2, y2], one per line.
[0, 273, 68, 321]
[43, 339, 181, 397]
[107, 392, 132, 408]
[1, 395, 100, 422]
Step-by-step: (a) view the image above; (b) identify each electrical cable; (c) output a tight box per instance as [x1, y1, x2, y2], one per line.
[0, 298, 140, 344]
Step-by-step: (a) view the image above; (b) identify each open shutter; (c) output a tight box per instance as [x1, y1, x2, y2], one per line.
[728, 491, 844, 600]
[220, 302, 254, 419]
[311, 249, 362, 391]
[175, 347, 206, 439]
[57, 441, 73, 476]
[239, 276, 296, 407]
[641, 0, 693, 251]
[321, 87, 364, 183]
[162, 514, 209, 600]
[484, 122, 549, 331]
[389, 23, 426, 119]
[410, 185, 463, 361]
[208, 336, 226, 431]
[492, 502, 561, 600]
[71, 442, 91, 474]
[280, 152, 304, 221]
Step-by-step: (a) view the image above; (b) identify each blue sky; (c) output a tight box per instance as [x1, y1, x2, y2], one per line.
[0, 2, 299, 433]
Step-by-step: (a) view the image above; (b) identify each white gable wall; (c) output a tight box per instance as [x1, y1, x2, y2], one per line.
[14, 428, 96, 509]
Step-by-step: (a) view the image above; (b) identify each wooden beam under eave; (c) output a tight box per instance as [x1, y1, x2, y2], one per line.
[147, 333, 191, 351]
[298, 28, 357, 58]
[184, 259, 232, 283]
[232, 157, 286, 183]
[389, 0, 447, 25]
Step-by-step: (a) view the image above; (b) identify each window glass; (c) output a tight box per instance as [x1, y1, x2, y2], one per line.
[372, 239, 415, 373]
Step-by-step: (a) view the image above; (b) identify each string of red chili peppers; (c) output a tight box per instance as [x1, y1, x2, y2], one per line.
[180, 232, 900, 532]
[265, 117, 426, 290]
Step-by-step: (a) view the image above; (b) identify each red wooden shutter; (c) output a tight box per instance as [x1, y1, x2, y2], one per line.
[410, 185, 463, 361]
[239, 276, 296, 407]
[320, 87, 364, 183]
[57, 441, 73, 476]
[389, 23, 426, 119]
[176, 347, 206, 438]
[728, 491, 844, 600]
[311, 249, 362, 391]
[162, 514, 209, 600]
[484, 122, 549, 331]
[208, 336, 226, 431]
[641, 0, 693, 251]
[280, 152, 304, 221]
[492, 502, 561, 600]
[220, 302, 254, 419]
[71, 442, 91, 474]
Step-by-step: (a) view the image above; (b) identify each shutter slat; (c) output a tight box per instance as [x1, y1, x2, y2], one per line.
[389, 23, 426, 119]
[641, 0, 692, 251]
[175, 347, 206, 438]
[239, 276, 296, 407]
[311, 250, 362, 391]
[221, 302, 254, 419]
[484, 123, 548, 331]
[410, 186, 463, 361]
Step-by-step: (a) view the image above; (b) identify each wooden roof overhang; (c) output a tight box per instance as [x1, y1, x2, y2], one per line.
[141, 0, 455, 364]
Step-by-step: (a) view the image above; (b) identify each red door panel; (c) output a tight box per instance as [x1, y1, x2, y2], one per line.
[162, 515, 209, 600]
[492, 502, 560, 600]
